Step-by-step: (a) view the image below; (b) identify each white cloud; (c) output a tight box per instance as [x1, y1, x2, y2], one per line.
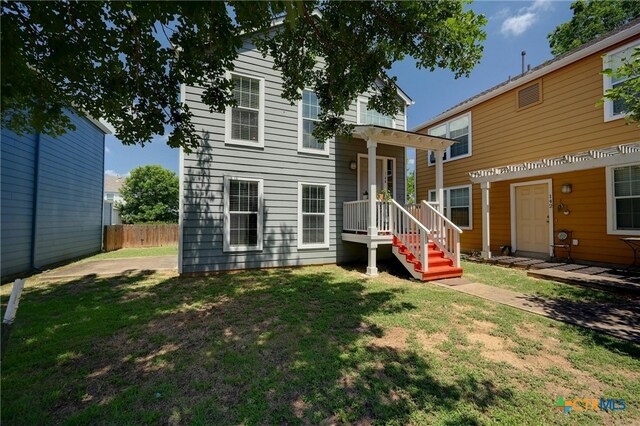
[105, 169, 120, 176]
[500, 0, 553, 37]
[105, 146, 111, 154]
[408, 157, 415, 166]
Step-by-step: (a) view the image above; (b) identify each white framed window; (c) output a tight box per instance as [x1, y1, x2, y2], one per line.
[357, 97, 395, 128]
[606, 163, 640, 235]
[428, 112, 472, 165]
[298, 90, 329, 155]
[298, 182, 330, 249]
[603, 41, 639, 122]
[106, 193, 115, 201]
[223, 176, 264, 251]
[428, 184, 473, 230]
[225, 72, 265, 147]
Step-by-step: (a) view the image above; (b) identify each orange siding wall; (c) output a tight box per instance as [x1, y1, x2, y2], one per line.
[415, 35, 639, 266]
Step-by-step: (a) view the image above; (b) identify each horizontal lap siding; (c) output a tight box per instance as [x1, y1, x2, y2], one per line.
[489, 169, 634, 265]
[416, 35, 640, 264]
[33, 114, 105, 267]
[1, 129, 37, 276]
[182, 42, 406, 273]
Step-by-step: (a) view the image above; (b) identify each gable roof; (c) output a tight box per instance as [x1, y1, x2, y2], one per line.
[411, 18, 640, 132]
[104, 175, 125, 193]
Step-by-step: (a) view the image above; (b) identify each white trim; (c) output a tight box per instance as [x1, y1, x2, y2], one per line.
[510, 179, 554, 256]
[297, 182, 331, 249]
[223, 176, 264, 252]
[297, 89, 330, 156]
[178, 83, 186, 275]
[427, 184, 473, 230]
[471, 150, 640, 184]
[356, 153, 397, 200]
[224, 71, 265, 148]
[606, 161, 640, 236]
[356, 96, 396, 129]
[411, 22, 640, 132]
[603, 40, 640, 122]
[427, 111, 473, 166]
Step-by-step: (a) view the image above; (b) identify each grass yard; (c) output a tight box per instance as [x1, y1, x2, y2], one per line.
[2, 265, 639, 425]
[82, 246, 178, 261]
[461, 260, 629, 304]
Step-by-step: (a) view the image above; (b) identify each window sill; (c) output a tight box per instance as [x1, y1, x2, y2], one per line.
[298, 147, 330, 156]
[607, 229, 640, 236]
[225, 139, 264, 148]
[604, 113, 626, 123]
[298, 243, 330, 250]
[223, 245, 263, 253]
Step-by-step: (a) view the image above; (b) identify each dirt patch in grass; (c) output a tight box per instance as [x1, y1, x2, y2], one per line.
[368, 327, 409, 350]
[415, 330, 448, 353]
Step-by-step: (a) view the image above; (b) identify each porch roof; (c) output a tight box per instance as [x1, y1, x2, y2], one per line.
[469, 142, 640, 183]
[352, 125, 455, 151]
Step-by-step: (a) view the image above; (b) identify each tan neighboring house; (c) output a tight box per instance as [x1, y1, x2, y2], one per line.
[413, 20, 640, 266]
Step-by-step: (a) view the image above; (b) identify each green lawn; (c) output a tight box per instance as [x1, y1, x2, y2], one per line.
[462, 260, 628, 304]
[82, 246, 178, 261]
[2, 265, 638, 425]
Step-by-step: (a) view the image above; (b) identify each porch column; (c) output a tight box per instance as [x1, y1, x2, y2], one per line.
[481, 181, 492, 259]
[367, 138, 377, 237]
[435, 148, 444, 214]
[366, 137, 378, 277]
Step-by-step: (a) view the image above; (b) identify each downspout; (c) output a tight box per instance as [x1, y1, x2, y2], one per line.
[30, 132, 41, 270]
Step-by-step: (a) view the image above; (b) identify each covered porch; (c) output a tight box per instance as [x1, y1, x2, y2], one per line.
[341, 125, 463, 279]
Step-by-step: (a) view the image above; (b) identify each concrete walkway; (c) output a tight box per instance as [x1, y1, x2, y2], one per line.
[39, 255, 178, 279]
[433, 278, 640, 344]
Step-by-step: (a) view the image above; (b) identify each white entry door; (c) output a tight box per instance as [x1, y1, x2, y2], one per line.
[358, 155, 395, 200]
[513, 182, 551, 254]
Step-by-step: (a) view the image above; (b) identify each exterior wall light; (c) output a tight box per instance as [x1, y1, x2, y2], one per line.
[349, 160, 357, 171]
[561, 184, 572, 194]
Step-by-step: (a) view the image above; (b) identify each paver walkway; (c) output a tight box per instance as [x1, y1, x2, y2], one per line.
[39, 255, 177, 279]
[433, 278, 640, 343]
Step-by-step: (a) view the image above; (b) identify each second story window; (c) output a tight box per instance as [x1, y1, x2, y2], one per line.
[603, 41, 639, 121]
[428, 112, 471, 165]
[358, 100, 394, 128]
[299, 90, 329, 154]
[225, 73, 264, 147]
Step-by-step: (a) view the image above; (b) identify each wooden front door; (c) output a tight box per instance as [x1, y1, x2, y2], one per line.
[515, 183, 550, 254]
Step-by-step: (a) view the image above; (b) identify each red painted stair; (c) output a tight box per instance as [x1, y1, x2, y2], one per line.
[392, 236, 463, 281]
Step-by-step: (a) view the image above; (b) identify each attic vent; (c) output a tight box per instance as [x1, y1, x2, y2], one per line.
[518, 83, 541, 109]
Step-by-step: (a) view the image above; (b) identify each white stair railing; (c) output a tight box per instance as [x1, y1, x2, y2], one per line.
[390, 199, 430, 271]
[421, 200, 463, 267]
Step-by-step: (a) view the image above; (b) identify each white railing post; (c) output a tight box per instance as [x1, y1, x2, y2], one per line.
[421, 231, 428, 271]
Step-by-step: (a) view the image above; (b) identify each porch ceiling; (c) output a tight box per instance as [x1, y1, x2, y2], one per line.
[352, 125, 454, 151]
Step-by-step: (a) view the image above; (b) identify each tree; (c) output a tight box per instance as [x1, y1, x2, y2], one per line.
[602, 48, 640, 125]
[117, 165, 179, 224]
[406, 169, 416, 205]
[548, 0, 640, 56]
[1, 1, 486, 152]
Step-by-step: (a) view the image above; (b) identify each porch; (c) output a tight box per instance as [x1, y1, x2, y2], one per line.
[341, 125, 463, 280]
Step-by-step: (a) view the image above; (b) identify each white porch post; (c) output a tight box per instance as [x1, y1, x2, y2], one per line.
[481, 181, 491, 259]
[435, 149, 444, 214]
[366, 137, 378, 276]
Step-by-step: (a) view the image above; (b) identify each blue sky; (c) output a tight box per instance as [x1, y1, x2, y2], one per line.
[103, 0, 574, 177]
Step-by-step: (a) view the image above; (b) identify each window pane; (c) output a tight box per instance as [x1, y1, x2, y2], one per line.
[302, 90, 320, 120]
[231, 108, 259, 141]
[612, 82, 628, 115]
[428, 125, 447, 138]
[450, 207, 469, 228]
[450, 134, 469, 158]
[302, 214, 325, 244]
[614, 165, 640, 196]
[428, 191, 436, 202]
[301, 184, 326, 245]
[360, 102, 393, 127]
[449, 116, 469, 158]
[232, 75, 260, 109]
[229, 180, 258, 213]
[230, 213, 258, 246]
[449, 187, 469, 208]
[616, 198, 640, 230]
[386, 159, 394, 194]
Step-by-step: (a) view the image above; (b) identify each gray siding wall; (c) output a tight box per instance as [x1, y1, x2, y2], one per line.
[182, 42, 406, 274]
[1, 112, 105, 277]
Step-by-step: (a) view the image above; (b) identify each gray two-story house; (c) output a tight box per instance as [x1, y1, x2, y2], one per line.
[179, 37, 463, 281]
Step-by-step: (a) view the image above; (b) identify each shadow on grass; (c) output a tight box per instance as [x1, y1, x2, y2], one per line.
[3, 268, 512, 425]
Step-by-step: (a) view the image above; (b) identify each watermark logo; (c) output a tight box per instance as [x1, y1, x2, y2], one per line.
[554, 397, 626, 414]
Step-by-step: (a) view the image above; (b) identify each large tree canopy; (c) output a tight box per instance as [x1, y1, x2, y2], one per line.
[117, 165, 179, 224]
[547, 0, 640, 56]
[1, 1, 486, 152]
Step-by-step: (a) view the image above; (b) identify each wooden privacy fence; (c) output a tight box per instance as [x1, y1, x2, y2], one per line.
[103, 224, 179, 251]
